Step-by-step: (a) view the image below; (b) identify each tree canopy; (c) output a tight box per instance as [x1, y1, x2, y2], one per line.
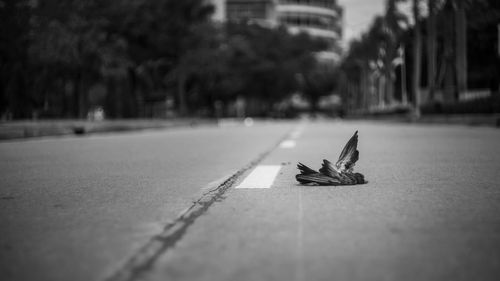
[0, 0, 333, 119]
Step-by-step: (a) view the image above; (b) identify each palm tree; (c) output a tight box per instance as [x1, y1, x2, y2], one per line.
[455, 0, 467, 99]
[435, 0, 468, 102]
[382, 0, 408, 106]
[412, 0, 422, 118]
[427, 0, 437, 101]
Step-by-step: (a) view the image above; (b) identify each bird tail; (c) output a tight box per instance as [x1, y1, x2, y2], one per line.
[297, 162, 317, 175]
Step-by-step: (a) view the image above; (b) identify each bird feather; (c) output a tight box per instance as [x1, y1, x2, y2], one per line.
[335, 131, 359, 173]
[295, 163, 341, 185]
[295, 131, 366, 186]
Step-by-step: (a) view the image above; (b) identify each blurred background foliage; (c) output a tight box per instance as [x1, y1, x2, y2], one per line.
[1, 0, 499, 120]
[340, 0, 500, 117]
[0, 0, 331, 119]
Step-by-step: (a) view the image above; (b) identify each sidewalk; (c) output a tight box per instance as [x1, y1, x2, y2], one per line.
[348, 114, 500, 127]
[0, 119, 217, 141]
[415, 114, 500, 127]
[1, 114, 498, 141]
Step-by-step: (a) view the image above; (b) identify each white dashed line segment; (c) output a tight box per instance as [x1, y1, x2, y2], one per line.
[279, 140, 296, 148]
[234, 165, 282, 189]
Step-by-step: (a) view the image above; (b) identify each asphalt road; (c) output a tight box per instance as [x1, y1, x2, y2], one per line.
[1, 120, 500, 281]
[0, 122, 294, 281]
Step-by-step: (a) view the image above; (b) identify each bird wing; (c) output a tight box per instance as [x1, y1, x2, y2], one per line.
[320, 159, 361, 185]
[296, 162, 341, 185]
[335, 131, 359, 173]
[319, 159, 341, 178]
[296, 173, 341, 185]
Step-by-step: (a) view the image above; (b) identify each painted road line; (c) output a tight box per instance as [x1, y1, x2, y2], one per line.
[280, 140, 296, 148]
[235, 165, 281, 189]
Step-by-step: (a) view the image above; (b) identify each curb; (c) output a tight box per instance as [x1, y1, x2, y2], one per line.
[0, 119, 217, 141]
[346, 114, 500, 128]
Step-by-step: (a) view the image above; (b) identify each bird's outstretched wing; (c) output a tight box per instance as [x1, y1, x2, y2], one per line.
[335, 131, 359, 173]
[319, 159, 340, 178]
[296, 163, 341, 185]
[295, 131, 366, 186]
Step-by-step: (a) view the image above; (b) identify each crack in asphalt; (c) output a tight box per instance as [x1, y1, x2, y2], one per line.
[103, 128, 295, 281]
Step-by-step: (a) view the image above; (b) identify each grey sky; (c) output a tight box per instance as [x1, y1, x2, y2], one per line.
[339, 0, 386, 43]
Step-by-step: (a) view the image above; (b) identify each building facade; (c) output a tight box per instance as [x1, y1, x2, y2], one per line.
[277, 0, 342, 55]
[225, 0, 278, 26]
[211, 0, 343, 62]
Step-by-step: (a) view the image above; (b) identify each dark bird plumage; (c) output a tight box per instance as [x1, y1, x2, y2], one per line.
[296, 131, 367, 186]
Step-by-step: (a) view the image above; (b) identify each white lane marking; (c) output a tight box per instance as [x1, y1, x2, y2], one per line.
[235, 165, 281, 189]
[280, 140, 296, 148]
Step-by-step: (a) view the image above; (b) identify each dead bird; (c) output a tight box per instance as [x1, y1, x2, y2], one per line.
[296, 131, 366, 186]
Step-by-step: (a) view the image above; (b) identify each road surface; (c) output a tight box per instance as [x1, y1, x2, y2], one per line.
[1, 120, 499, 281]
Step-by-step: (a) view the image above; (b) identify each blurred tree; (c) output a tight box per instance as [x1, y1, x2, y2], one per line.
[224, 22, 328, 115]
[118, 0, 215, 116]
[0, 0, 345, 119]
[426, 0, 438, 101]
[466, 0, 500, 93]
[455, 0, 467, 99]
[339, 1, 409, 113]
[382, 0, 408, 105]
[0, 0, 33, 118]
[27, 0, 216, 118]
[29, 0, 114, 118]
[302, 67, 338, 113]
[340, 0, 500, 116]
[412, 0, 422, 118]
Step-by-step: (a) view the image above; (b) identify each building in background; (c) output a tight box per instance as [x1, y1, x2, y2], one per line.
[209, 0, 344, 63]
[225, 0, 278, 26]
[277, 0, 343, 63]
